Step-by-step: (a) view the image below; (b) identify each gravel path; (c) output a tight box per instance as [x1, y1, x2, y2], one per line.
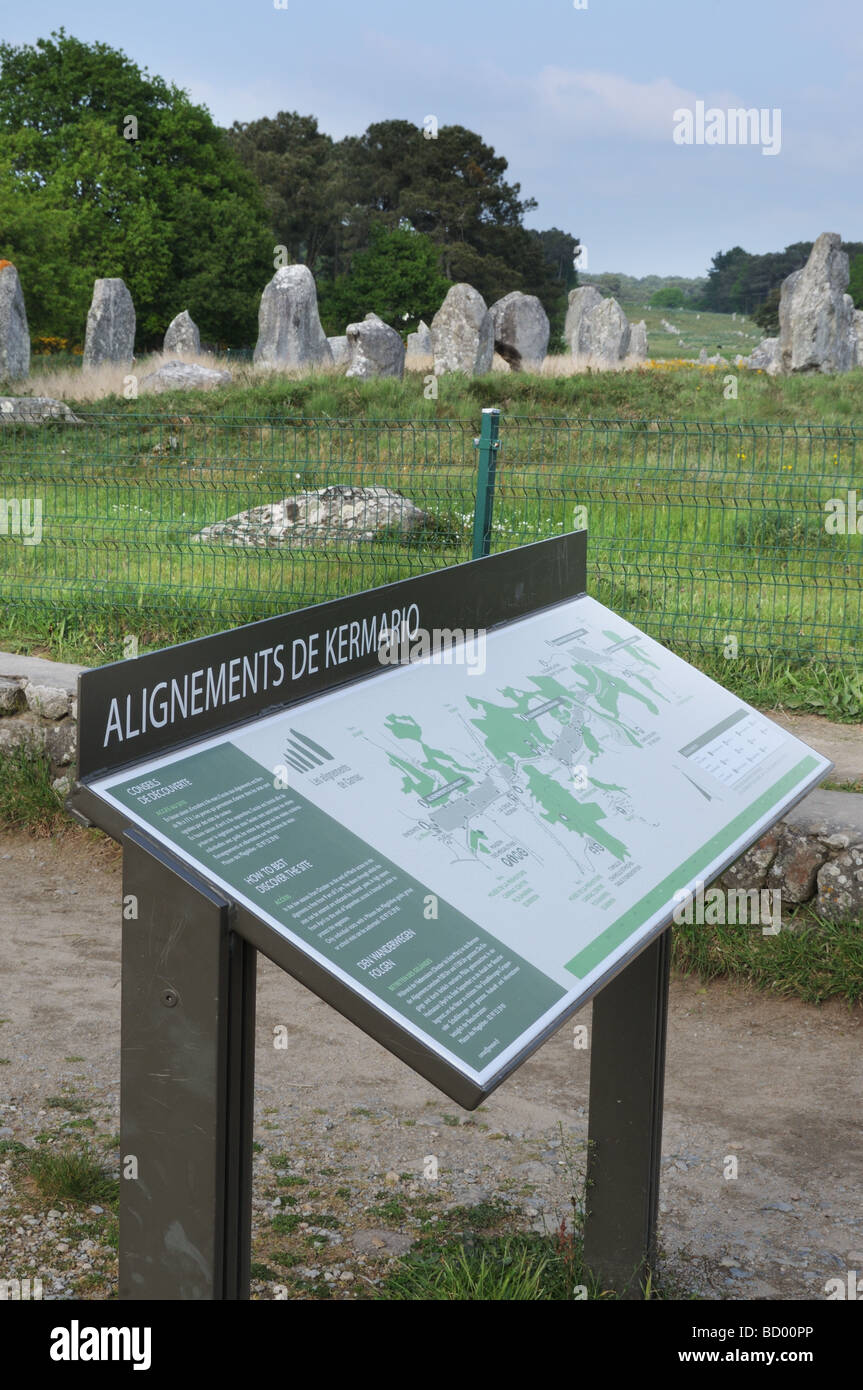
[1, 828, 861, 1300]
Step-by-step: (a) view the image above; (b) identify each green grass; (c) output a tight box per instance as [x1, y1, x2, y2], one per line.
[2, 426, 863, 702]
[380, 1233, 571, 1300]
[619, 301, 764, 363]
[378, 1194, 687, 1301]
[44, 1095, 89, 1113]
[271, 1212, 302, 1234]
[0, 372, 861, 763]
[27, 1144, 118, 1207]
[15, 344, 863, 420]
[684, 655, 863, 723]
[672, 917, 863, 1004]
[0, 742, 67, 833]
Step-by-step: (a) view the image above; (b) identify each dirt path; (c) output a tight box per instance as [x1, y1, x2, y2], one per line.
[1, 828, 861, 1300]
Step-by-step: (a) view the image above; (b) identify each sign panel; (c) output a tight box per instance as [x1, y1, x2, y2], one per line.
[84, 578, 830, 1103]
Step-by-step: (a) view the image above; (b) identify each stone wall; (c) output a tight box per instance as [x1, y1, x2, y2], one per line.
[1, 652, 861, 921]
[0, 652, 86, 797]
[718, 789, 863, 923]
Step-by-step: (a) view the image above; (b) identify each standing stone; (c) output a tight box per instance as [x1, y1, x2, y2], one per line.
[489, 291, 550, 371]
[345, 317, 405, 379]
[328, 335, 349, 367]
[431, 284, 494, 376]
[581, 296, 631, 362]
[564, 286, 603, 354]
[253, 265, 332, 369]
[566, 287, 638, 363]
[163, 309, 200, 356]
[746, 338, 781, 374]
[0, 262, 30, 380]
[629, 320, 648, 361]
[778, 233, 856, 374]
[83, 278, 135, 370]
[406, 320, 432, 357]
[852, 309, 863, 367]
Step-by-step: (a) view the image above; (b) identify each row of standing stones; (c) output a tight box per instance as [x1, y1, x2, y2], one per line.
[0, 232, 860, 408]
[2, 229, 863, 401]
[0, 257, 631, 393]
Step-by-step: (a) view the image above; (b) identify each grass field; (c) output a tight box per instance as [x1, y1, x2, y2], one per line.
[1, 357, 862, 718]
[619, 302, 764, 363]
[14, 341, 863, 422]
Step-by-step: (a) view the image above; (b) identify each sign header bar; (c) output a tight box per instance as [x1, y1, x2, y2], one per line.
[77, 532, 587, 780]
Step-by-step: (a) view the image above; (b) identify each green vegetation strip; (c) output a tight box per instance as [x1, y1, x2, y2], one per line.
[672, 917, 863, 1005]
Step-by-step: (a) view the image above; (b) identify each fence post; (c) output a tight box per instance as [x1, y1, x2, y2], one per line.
[472, 407, 500, 559]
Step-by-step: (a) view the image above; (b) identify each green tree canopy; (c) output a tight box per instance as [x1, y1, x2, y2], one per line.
[752, 285, 781, 335]
[650, 286, 685, 308]
[318, 225, 451, 336]
[226, 111, 336, 275]
[701, 240, 863, 317]
[528, 227, 581, 292]
[230, 114, 576, 333]
[0, 30, 274, 345]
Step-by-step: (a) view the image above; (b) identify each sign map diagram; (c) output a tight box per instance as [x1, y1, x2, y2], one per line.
[367, 623, 677, 880]
[92, 592, 828, 1084]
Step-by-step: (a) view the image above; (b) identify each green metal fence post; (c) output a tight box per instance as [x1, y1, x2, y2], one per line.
[472, 407, 501, 559]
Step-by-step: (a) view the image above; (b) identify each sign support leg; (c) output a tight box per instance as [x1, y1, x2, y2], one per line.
[120, 828, 256, 1300]
[583, 927, 671, 1299]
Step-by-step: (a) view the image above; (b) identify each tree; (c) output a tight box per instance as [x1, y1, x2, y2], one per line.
[226, 112, 336, 274]
[700, 240, 863, 317]
[235, 115, 575, 331]
[700, 246, 752, 313]
[528, 228, 581, 293]
[334, 120, 538, 290]
[752, 285, 781, 335]
[589, 273, 623, 299]
[0, 30, 274, 345]
[650, 286, 685, 309]
[318, 225, 451, 335]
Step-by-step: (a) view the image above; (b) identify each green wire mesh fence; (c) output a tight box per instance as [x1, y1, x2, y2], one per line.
[0, 412, 860, 664]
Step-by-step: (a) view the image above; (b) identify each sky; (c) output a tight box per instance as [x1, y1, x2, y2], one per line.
[6, 0, 862, 277]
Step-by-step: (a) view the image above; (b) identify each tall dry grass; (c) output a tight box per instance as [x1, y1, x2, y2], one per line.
[20, 350, 347, 402]
[14, 346, 688, 405]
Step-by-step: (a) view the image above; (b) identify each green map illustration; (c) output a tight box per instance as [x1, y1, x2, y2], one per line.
[362, 626, 677, 875]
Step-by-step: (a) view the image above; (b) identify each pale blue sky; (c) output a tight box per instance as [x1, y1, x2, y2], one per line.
[8, 0, 862, 275]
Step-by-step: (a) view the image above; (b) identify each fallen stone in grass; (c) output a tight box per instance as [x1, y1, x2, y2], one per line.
[139, 359, 232, 392]
[193, 484, 432, 547]
[0, 397, 83, 425]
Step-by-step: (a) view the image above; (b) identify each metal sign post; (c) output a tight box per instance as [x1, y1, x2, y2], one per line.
[583, 927, 671, 1299]
[68, 531, 830, 1300]
[120, 829, 255, 1300]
